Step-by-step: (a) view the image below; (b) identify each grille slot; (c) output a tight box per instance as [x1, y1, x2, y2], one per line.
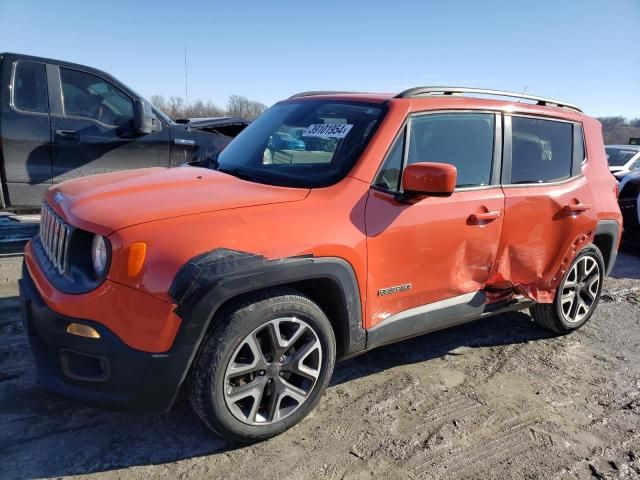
[40, 203, 71, 275]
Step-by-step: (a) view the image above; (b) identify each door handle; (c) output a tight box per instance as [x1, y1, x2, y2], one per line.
[468, 210, 501, 224]
[174, 138, 195, 146]
[55, 129, 78, 139]
[563, 203, 591, 214]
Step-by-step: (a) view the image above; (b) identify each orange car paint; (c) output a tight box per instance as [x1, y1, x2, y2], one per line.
[26, 94, 622, 352]
[24, 242, 181, 352]
[402, 162, 457, 195]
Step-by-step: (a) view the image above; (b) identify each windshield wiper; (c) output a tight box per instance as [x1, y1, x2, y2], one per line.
[217, 166, 263, 183]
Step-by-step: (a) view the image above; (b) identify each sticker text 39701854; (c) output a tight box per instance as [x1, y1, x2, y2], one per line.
[302, 123, 353, 138]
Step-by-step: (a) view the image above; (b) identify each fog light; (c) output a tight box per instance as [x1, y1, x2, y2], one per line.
[66, 323, 101, 339]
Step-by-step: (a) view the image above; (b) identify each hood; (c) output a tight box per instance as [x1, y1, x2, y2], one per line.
[47, 167, 309, 235]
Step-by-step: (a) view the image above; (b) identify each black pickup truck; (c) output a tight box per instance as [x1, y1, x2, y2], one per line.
[0, 52, 249, 208]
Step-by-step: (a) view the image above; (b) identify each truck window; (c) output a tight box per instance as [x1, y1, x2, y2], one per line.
[12, 61, 49, 114]
[60, 68, 134, 127]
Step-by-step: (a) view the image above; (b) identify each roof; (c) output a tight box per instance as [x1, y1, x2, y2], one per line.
[287, 86, 584, 116]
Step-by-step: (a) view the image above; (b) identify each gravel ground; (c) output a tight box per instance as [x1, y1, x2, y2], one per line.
[1, 247, 639, 480]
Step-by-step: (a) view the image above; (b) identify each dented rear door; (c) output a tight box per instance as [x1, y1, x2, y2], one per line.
[490, 115, 596, 302]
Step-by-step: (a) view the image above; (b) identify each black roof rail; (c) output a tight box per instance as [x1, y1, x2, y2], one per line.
[288, 90, 362, 99]
[395, 86, 583, 113]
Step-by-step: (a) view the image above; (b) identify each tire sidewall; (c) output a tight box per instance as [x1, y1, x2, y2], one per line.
[202, 295, 336, 441]
[553, 245, 605, 330]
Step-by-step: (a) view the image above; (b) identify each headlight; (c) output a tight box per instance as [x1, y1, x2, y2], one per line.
[91, 235, 108, 276]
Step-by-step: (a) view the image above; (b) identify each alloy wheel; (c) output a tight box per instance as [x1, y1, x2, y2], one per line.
[223, 317, 322, 425]
[560, 255, 601, 324]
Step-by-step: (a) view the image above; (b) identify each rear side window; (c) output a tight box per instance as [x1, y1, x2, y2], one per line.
[12, 61, 48, 114]
[407, 113, 495, 187]
[510, 117, 573, 184]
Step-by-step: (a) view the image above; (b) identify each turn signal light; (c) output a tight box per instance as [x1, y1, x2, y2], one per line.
[66, 323, 101, 339]
[127, 242, 147, 276]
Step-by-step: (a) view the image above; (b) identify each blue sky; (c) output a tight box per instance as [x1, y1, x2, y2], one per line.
[1, 0, 639, 117]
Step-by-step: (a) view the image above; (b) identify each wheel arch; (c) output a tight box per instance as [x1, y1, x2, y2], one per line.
[169, 249, 366, 360]
[593, 220, 620, 275]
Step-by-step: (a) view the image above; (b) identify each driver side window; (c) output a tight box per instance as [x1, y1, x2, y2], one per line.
[60, 68, 133, 126]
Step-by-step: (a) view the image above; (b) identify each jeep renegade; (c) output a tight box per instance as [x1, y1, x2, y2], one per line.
[20, 87, 622, 442]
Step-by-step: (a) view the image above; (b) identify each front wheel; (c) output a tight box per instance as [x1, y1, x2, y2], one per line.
[189, 288, 336, 443]
[530, 244, 605, 334]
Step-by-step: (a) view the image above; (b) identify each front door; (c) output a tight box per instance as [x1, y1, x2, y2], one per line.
[1, 59, 52, 206]
[51, 66, 167, 183]
[365, 112, 505, 333]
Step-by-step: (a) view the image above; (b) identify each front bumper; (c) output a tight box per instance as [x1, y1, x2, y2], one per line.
[19, 262, 195, 412]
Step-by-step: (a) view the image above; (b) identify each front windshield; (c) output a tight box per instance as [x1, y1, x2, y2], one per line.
[216, 100, 386, 187]
[606, 147, 639, 166]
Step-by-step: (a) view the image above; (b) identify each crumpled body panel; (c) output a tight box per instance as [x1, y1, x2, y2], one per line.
[486, 177, 597, 304]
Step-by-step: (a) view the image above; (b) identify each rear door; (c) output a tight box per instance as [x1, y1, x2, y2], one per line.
[50, 66, 168, 183]
[1, 59, 52, 206]
[495, 115, 595, 301]
[365, 111, 505, 332]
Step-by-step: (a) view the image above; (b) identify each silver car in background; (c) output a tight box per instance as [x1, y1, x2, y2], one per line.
[606, 145, 640, 179]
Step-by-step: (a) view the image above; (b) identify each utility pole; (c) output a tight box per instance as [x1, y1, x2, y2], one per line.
[184, 47, 189, 107]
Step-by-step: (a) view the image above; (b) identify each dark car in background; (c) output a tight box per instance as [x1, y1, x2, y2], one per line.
[618, 169, 640, 236]
[0, 52, 249, 208]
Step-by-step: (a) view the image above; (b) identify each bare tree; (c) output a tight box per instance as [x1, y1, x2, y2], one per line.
[599, 116, 628, 129]
[150, 95, 166, 112]
[151, 94, 267, 121]
[246, 99, 267, 120]
[227, 95, 267, 120]
[226, 95, 250, 118]
[205, 100, 225, 117]
[168, 96, 184, 118]
[598, 116, 640, 144]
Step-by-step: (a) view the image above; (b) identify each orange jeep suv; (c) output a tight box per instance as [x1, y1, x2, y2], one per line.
[20, 87, 622, 442]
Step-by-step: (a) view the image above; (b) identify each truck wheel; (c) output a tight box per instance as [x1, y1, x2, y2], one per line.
[189, 288, 336, 442]
[531, 244, 605, 334]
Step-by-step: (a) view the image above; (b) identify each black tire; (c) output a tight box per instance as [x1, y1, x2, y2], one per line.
[188, 288, 336, 443]
[530, 244, 605, 334]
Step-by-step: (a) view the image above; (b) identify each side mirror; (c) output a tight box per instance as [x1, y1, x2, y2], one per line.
[401, 162, 457, 198]
[133, 99, 157, 134]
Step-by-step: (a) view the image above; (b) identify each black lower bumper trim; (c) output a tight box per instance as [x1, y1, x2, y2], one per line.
[19, 262, 194, 412]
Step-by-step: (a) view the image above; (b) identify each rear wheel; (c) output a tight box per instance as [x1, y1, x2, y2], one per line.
[531, 244, 604, 334]
[189, 288, 336, 442]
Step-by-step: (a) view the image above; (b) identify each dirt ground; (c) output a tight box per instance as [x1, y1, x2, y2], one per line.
[1, 246, 639, 480]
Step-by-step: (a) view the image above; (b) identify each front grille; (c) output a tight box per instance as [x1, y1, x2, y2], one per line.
[40, 203, 71, 275]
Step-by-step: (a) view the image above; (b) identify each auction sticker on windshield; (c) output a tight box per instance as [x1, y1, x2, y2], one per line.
[302, 123, 353, 138]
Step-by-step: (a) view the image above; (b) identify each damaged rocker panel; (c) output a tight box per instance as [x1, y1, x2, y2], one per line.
[366, 290, 533, 350]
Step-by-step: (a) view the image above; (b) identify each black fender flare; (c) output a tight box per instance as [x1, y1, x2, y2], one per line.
[169, 249, 366, 357]
[594, 219, 620, 275]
